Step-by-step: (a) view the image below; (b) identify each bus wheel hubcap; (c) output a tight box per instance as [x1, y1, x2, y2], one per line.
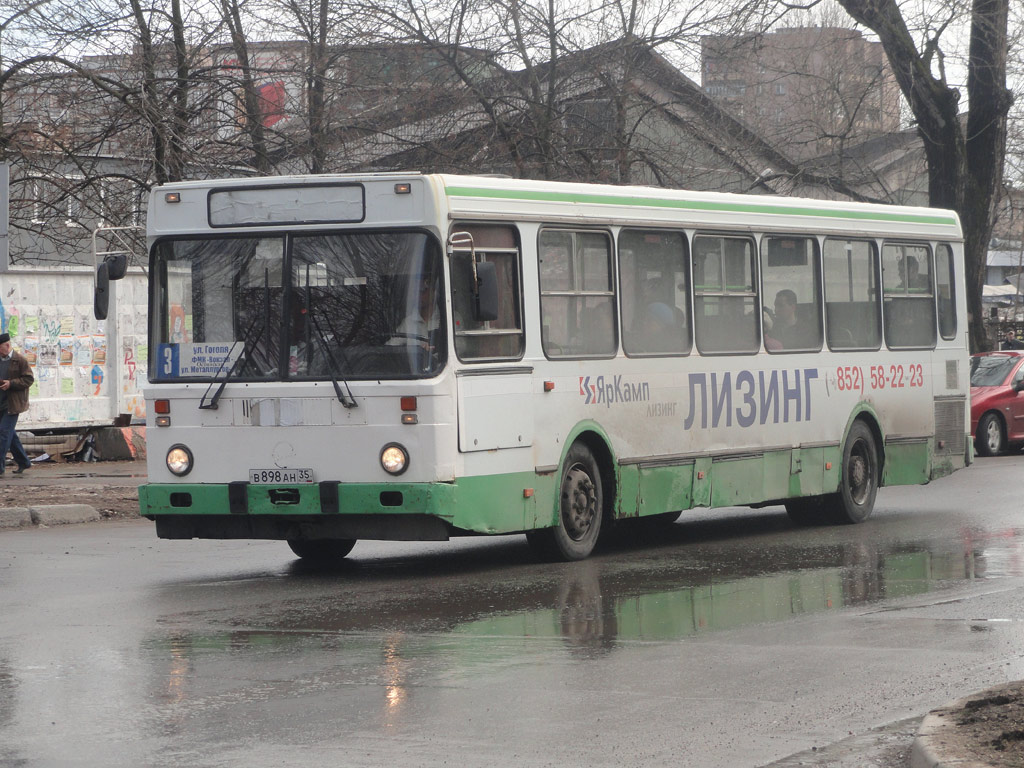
[849, 447, 869, 504]
[562, 466, 597, 540]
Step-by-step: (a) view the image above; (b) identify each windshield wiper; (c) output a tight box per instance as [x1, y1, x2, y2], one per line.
[200, 267, 275, 410]
[308, 311, 358, 408]
[198, 315, 266, 410]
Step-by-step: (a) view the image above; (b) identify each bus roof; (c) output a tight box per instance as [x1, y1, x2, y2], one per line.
[435, 174, 963, 241]
[150, 172, 963, 242]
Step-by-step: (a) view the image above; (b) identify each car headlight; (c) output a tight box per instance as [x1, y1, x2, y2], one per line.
[380, 443, 409, 475]
[166, 444, 193, 476]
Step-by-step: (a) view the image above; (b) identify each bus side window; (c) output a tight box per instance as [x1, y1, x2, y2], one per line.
[539, 229, 616, 358]
[761, 235, 822, 353]
[882, 242, 936, 349]
[823, 239, 881, 350]
[935, 243, 957, 340]
[619, 229, 691, 356]
[450, 224, 524, 361]
[693, 235, 758, 355]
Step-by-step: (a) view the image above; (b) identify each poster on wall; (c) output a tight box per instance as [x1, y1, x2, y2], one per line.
[38, 343, 57, 367]
[91, 335, 106, 364]
[74, 335, 91, 366]
[23, 337, 38, 365]
[58, 336, 73, 366]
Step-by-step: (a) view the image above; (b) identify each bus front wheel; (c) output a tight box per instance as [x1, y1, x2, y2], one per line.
[527, 443, 603, 561]
[831, 421, 879, 524]
[287, 538, 356, 561]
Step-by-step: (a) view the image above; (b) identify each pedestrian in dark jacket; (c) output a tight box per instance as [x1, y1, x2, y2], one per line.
[1002, 330, 1024, 350]
[0, 332, 34, 476]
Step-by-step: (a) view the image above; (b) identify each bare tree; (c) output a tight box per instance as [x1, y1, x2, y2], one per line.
[834, 0, 1014, 351]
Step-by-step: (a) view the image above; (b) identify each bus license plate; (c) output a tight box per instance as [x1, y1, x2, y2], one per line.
[248, 468, 314, 484]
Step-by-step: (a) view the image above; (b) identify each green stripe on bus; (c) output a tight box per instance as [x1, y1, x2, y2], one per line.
[444, 186, 958, 227]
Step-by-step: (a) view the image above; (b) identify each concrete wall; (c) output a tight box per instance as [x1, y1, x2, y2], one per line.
[0, 268, 148, 429]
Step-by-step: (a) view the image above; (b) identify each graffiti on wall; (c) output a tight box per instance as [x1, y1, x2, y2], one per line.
[0, 274, 148, 426]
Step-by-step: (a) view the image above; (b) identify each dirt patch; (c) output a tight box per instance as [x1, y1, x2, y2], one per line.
[15, 485, 140, 520]
[940, 682, 1024, 767]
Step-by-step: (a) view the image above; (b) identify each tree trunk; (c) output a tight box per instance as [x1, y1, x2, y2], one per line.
[838, 0, 1012, 352]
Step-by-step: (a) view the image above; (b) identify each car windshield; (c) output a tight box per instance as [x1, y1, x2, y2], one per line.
[150, 231, 445, 381]
[970, 355, 1019, 387]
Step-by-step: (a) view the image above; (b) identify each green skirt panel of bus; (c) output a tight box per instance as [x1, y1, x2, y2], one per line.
[141, 435, 956, 541]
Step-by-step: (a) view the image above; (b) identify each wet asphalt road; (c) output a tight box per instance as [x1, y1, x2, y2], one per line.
[2, 457, 1024, 767]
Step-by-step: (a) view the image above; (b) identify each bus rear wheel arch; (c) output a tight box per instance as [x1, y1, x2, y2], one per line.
[287, 538, 357, 562]
[786, 418, 880, 526]
[527, 441, 606, 561]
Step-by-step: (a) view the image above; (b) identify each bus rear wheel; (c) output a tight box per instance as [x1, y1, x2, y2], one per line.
[287, 538, 356, 561]
[830, 421, 879, 524]
[527, 443, 603, 561]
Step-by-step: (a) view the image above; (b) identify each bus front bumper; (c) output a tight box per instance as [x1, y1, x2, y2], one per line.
[140, 481, 458, 541]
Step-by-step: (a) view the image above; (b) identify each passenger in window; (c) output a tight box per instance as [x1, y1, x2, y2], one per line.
[767, 289, 808, 350]
[900, 256, 929, 291]
[629, 302, 681, 354]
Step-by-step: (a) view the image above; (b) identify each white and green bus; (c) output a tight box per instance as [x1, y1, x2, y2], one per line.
[128, 173, 969, 561]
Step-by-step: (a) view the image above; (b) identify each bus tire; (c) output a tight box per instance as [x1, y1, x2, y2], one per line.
[287, 538, 356, 561]
[527, 442, 603, 561]
[830, 421, 879, 524]
[784, 497, 825, 526]
[975, 412, 1005, 456]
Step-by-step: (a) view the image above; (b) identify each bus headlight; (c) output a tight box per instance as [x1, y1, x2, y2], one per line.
[380, 443, 409, 475]
[166, 444, 194, 476]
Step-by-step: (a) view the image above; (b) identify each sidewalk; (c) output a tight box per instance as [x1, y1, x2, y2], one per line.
[1, 458, 145, 527]
[6, 457, 147, 487]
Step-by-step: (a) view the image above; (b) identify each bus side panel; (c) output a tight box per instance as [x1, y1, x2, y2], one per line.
[635, 463, 694, 518]
[450, 470, 557, 534]
[881, 440, 931, 486]
[790, 446, 826, 497]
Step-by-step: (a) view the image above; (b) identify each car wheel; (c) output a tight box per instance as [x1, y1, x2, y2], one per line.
[976, 412, 1006, 457]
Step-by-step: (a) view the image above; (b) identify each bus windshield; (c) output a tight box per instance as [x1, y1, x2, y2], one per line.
[151, 231, 445, 381]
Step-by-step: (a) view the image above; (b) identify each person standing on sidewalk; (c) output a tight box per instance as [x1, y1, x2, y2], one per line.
[0, 332, 33, 476]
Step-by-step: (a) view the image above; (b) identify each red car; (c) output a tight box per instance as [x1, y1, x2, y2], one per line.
[970, 350, 1024, 455]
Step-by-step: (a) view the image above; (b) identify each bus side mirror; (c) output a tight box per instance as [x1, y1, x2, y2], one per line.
[104, 253, 128, 281]
[474, 260, 498, 322]
[94, 262, 110, 320]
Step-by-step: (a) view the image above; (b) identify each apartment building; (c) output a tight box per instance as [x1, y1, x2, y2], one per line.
[701, 27, 902, 160]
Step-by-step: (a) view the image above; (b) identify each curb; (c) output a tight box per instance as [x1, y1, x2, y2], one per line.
[0, 504, 100, 528]
[910, 684, 1016, 768]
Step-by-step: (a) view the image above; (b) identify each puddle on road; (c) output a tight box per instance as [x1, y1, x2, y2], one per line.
[146, 522, 1024, 655]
